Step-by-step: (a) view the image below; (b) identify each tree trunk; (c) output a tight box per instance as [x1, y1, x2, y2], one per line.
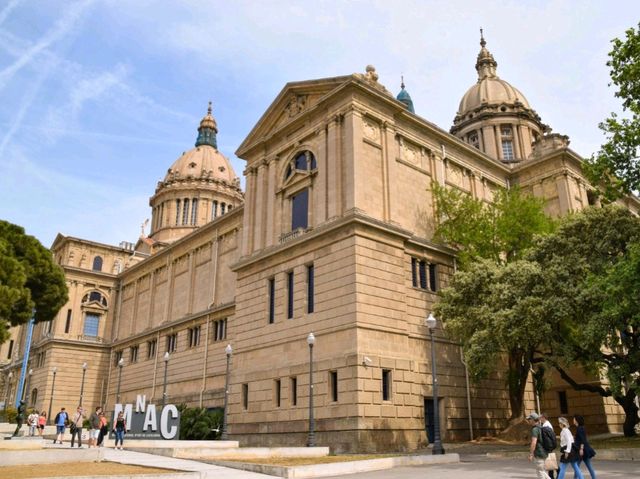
[615, 391, 639, 437]
[507, 351, 530, 421]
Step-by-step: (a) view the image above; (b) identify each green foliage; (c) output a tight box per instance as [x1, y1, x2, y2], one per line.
[177, 404, 223, 440]
[586, 22, 640, 200]
[1, 406, 18, 424]
[431, 182, 555, 266]
[0, 220, 68, 344]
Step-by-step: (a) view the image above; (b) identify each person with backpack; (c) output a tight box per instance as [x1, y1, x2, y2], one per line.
[557, 417, 584, 479]
[573, 415, 597, 479]
[526, 412, 552, 479]
[540, 413, 559, 478]
[53, 407, 68, 444]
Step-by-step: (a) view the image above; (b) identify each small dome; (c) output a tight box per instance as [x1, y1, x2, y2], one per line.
[396, 78, 415, 113]
[165, 146, 238, 184]
[458, 77, 531, 115]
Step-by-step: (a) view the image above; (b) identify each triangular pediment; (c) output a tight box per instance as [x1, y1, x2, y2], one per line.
[236, 75, 354, 158]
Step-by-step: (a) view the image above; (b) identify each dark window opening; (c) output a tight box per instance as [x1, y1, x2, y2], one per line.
[275, 379, 281, 408]
[419, 260, 427, 289]
[147, 339, 157, 359]
[291, 377, 297, 406]
[84, 314, 100, 337]
[428, 264, 438, 292]
[329, 370, 338, 402]
[242, 383, 249, 410]
[307, 264, 314, 314]
[268, 278, 275, 324]
[7, 340, 14, 359]
[291, 189, 309, 230]
[166, 333, 177, 353]
[558, 391, 569, 414]
[411, 258, 418, 287]
[92, 256, 103, 271]
[64, 309, 72, 333]
[130, 345, 139, 363]
[382, 369, 392, 401]
[287, 271, 294, 319]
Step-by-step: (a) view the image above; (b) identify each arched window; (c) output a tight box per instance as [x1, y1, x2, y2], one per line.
[212, 200, 218, 219]
[92, 256, 103, 271]
[182, 198, 190, 225]
[30, 388, 38, 406]
[220, 202, 226, 215]
[191, 199, 198, 225]
[285, 151, 317, 180]
[82, 291, 108, 307]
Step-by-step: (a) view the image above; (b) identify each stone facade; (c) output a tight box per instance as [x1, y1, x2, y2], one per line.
[2, 37, 637, 452]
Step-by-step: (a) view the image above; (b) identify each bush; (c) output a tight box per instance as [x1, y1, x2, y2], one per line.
[177, 404, 223, 440]
[2, 406, 18, 424]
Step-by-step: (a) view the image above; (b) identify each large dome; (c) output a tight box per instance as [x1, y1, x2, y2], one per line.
[164, 145, 238, 185]
[458, 77, 531, 116]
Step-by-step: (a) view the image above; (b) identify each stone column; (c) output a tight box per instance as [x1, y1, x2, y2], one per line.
[265, 157, 278, 247]
[314, 127, 328, 225]
[253, 161, 267, 251]
[241, 167, 257, 255]
[326, 114, 343, 218]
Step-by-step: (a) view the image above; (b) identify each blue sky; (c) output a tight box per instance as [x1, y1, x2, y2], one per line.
[1, 0, 639, 247]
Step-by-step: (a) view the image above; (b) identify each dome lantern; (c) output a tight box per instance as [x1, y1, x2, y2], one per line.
[195, 101, 218, 149]
[396, 76, 415, 113]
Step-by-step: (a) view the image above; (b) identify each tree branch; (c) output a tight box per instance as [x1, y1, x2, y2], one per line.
[554, 364, 612, 397]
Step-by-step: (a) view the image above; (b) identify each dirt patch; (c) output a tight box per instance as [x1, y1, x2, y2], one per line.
[219, 455, 397, 466]
[0, 462, 178, 478]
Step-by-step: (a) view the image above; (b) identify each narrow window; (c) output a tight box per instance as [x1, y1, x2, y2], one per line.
[268, 278, 275, 324]
[213, 320, 219, 342]
[191, 199, 198, 225]
[287, 271, 294, 319]
[291, 189, 309, 230]
[275, 379, 281, 408]
[411, 258, 418, 287]
[212, 200, 218, 219]
[45, 318, 54, 334]
[114, 350, 123, 366]
[222, 319, 227, 340]
[306, 264, 314, 314]
[130, 345, 139, 363]
[175, 199, 181, 225]
[83, 314, 100, 337]
[419, 260, 427, 289]
[502, 140, 514, 161]
[228, 204, 233, 211]
[220, 203, 226, 215]
[159, 202, 164, 227]
[290, 377, 297, 406]
[382, 369, 392, 401]
[182, 198, 190, 225]
[428, 264, 438, 292]
[242, 383, 249, 410]
[188, 326, 201, 348]
[329, 370, 338, 402]
[65, 309, 72, 333]
[558, 391, 569, 414]
[147, 339, 157, 359]
[166, 333, 177, 353]
[92, 256, 103, 271]
[7, 340, 14, 359]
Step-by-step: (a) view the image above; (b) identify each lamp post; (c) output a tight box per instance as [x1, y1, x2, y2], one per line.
[79, 362, 88, 407]
[47, 367, 57, 424]
[162, 352, 169, 408]
[306, 332, 316, 447]
[24, 369, 33, 406]
[221, 344, 232, 440]
[3, 371, 13, 411]
[116, 358, 124, 404]
[426, 313, 445, 454]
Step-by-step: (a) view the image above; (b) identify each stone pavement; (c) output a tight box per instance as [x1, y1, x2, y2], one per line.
[101, 448, 275, 478]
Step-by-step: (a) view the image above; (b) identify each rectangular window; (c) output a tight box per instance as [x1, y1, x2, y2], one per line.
[147, 339, 157, 359]
[182, 198, 190, 225]
[114, 350, 123, 366]
[45, 318, 54, 334]
[211, 319, 227, 342]
[166, 333, 177, 353]
[188, 326, 201, 348]
[291, 188, 309, 230]
[7, 340, 14, 359]
[268, 278, 275, 324]
[275, 379, 281, 408]
[419, 260, 427, 289]
[287, 271, 294, 319]
[558, 391, 569, 415]
[212, 201, 218, 219]
[130, 345, 139, 363]
[501, 140, 514, 161]
[191, 199, 198, 225]
[382, 369, 392, 401]
[428, 263, 438, 292]
[175, 199, 181, 225]
[411, 257, 418, 287]
[290, 377, 297, 406]
[329, 370, 338, 402]
[64, 309, 72, 333]
[83, 314, 99, 337]
[242, 383, 249, 410]
[307, 264, 314, 314]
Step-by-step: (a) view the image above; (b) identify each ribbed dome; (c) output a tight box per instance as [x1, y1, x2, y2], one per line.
[164, 145, 238, 185]
[458, 77, 531, 115]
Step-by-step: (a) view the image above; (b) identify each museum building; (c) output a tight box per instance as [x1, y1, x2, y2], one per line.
[1, 36, 634, 452]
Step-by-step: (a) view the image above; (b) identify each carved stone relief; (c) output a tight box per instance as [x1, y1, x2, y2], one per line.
[362, 117, 380, 143]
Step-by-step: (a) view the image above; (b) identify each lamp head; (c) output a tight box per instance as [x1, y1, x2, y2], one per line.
[82, 362, 88, 370]
[118, 358, 124, 367]
[8, 371, 13, 378]
[225, 344, 232, 356]
[426, 313, 437, 330]
[307, 332, 315, 346]
[28, 368, 33, 375]
[52, 367, 57, 374]
[163, 352, 170, 362]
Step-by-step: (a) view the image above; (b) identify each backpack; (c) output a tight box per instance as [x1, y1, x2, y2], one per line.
[540, 426, 557, 452]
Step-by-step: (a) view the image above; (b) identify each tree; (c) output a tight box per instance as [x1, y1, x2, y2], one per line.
[431, 182, 555, 421]
[177, 404, 223, 440]
[432, 182, 555, 266]
[434, 259, 553, 421]
[586, 22, 640, 200]
[0, 220, 68, 343]
[528, 205, 640, 436]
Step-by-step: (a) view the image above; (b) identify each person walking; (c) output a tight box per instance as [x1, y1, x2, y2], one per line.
[113, 411, 126, 450]
[27, 410, 39, 437]
[88, 406, 102, 448]
[573, 415, 597, 479]
[96, 411, 107, 447]
[53, 407, 68, 444]
[526, 412, 551, 479]
[38, 411, 47, 437]
[69, 406, 85, 448]
[540, 413, 558, 479]
[557, 417, 584, 479]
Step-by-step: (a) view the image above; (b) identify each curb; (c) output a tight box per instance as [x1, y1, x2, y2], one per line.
[487, 448, 640, 461]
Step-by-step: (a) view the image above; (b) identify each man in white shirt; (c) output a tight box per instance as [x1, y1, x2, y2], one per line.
[27, 410, 39, 436]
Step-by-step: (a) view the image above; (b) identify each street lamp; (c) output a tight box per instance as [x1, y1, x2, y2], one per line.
[162, 352, 170, 408]
[3, 371, 13, 411]
[24, 369, 33, 406]
[79, 362, 88, 407]
[116, 358, 124, 404]
[47, 367, 57, 425]
[426, 313, 445, 454]
[306, 332, 316, 447]
[221, 344, 232, 440]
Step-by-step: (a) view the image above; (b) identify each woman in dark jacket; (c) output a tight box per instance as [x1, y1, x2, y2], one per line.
[573, 415, 596, 479]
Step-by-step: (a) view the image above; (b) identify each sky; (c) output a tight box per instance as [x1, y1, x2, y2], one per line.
[1, 0, 639, 247]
